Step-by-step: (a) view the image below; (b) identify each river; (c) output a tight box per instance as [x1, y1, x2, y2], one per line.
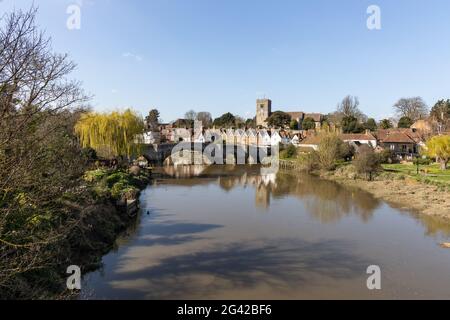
[81, 165, 450, 299]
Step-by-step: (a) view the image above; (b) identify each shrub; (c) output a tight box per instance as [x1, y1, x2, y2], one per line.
[280, 144, 297, 159]
[317, 134, 345, 171]
[413, 157, 432, 166]
[353, 145, 382, 180]
[84, 169, 109, 183]
[378, 149, 394, 164]
[298, 152, 319, 173]
[334, 164, 358, 179]
[105, 172, 129, 187]
[340, 142, 355, 161]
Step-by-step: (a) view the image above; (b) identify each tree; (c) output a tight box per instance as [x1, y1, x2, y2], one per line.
[172, 118, 193, 128]
[234, 116, 246, 128]
[340, 142, 355, 161]
[353, 145, 382, 180]
[267, 111, 291, 128]
[185, 109, 197, 121]
[245, 118, 256, 128]
[379, 119, 393, 129]
[393, 97, 428, 122]
[397, 116, 413, 128]
[317, 134, 345, 171]
[430, 99, 450, 130]
[336, 95, 366, 121]
[364, 118, 377, 131]
[423, 135, 450, 170]
[145, 109, 160, 130]
[341, 116, 364, 133]
[290, 119, 299, 130]
[280, 144, 297, 159]
[75, 109, 144, 158]
[302, 117, 316, 130]
[0, 7, 90, 298]
[213, 112, 236, 128]
[327, 111, 344, 126]
[196, 112, 212, 127]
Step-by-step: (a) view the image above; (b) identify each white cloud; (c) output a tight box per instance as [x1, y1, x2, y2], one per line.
[122, 52, 143, 62]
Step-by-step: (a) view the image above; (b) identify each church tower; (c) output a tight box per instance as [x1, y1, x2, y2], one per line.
[256, 99, 271, 127]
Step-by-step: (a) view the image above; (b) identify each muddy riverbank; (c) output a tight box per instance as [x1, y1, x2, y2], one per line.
[279, 159, 450, 221]
[321, 172, 450, 221]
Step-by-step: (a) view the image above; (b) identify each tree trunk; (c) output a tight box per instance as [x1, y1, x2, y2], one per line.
[441, 160, 448, 170]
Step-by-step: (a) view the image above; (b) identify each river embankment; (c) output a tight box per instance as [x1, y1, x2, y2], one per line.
[279, 159, 450, 221]
[1, 166, 151, 300]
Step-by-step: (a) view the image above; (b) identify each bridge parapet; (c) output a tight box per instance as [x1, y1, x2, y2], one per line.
[142, 142, 275, 166]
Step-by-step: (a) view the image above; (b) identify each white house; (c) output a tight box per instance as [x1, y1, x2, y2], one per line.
[226, 129, 236, 144]
[270, 131, 282, 146]
[205, 129, 221, 143]
[339, 133, 377, 148]
[291, 134, 300, 146]
[194, 131, 206, 143]
[235, 129, 247, 145]
[258, 129, 271, 146]
[247, 129, 258, 145]
[142, 131, 161, 145]
[220, 130, 228, 143]
[280, 131, 293, 145]
[173, 128, 192, 142]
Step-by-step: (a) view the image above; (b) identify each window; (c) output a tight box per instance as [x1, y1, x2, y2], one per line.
[390, 144, 395, 151]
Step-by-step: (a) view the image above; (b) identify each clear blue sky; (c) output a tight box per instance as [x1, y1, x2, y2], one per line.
[2, 0, 450, 122]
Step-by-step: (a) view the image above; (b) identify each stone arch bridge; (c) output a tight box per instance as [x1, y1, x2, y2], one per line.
[141, 143, 274, 166]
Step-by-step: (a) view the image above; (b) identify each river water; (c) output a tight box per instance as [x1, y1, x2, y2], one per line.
[81, 165, 450, 299]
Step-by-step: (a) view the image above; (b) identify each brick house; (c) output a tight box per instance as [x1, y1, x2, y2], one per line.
[375, 129, 420, 160]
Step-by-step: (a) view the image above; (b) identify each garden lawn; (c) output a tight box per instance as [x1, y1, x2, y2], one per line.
[382, 163, 450, 185]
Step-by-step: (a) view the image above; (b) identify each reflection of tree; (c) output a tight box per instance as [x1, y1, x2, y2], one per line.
[157, 165, 380, 223]
[218, 176, 238, 192]
[255, 184, 270, 209]
[272, 172, 380, 223]
[417, 215, 450, 237]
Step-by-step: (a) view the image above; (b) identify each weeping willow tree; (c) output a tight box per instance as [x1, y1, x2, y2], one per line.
[75, 109, 145, 159]
[423, 135, 450, 170]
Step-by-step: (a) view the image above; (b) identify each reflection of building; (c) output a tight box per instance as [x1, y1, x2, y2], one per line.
[158, 165, 379, 223]
[255, 184, 270, 209]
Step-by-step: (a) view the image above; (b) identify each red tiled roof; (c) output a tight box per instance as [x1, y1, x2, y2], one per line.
[299, 135, 322, 145]
[340, 133, 376, 141]
[375, 130, 416, 144]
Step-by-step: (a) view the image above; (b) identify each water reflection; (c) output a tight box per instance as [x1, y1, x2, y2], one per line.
[156, 165, 380, 223]
[107, 237, 369, 299]
[82, 165, 450, 300]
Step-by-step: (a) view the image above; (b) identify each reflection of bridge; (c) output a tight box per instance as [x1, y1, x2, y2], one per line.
[142, 143, 273, 165]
